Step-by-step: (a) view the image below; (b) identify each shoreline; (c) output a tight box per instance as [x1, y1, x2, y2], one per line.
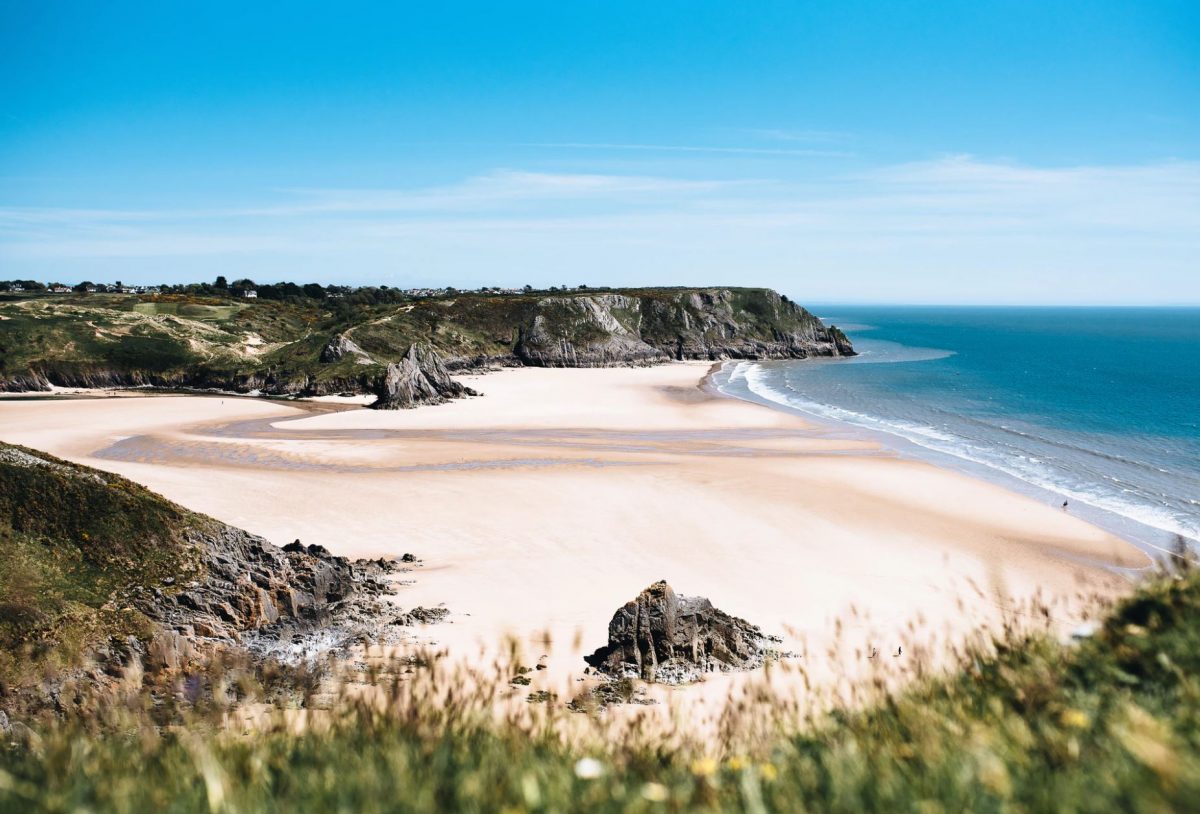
[0, 362, 1151, 714]
[707, 358, 1184, 565]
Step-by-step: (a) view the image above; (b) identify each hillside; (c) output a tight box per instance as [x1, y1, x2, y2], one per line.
[0, 443, 411, 712]
[0, 287, 853, 395]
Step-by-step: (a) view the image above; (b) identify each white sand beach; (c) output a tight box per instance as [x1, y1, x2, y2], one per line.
[0, 363, 1149, 713]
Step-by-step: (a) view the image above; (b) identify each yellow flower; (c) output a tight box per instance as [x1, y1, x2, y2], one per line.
[1060, 709, 1089, 729]
[691, 757, 718, 777]
[759, 764, 778, 782]
[727, 756, 745, 772]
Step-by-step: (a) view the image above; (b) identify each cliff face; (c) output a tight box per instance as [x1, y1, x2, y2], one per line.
[515, 289, 852, 367]
[0, 286, 853, 394]
[515, 294, 669, 366]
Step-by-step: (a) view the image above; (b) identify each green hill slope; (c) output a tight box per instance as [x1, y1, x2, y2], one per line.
[0, 287, 853, 395]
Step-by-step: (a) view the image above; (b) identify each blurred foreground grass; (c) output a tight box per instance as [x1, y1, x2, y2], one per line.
[2, 564, 1198, 813]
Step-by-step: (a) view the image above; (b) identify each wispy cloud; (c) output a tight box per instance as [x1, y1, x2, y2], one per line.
[0, 170, 748, 225]
[738, 128, 855, 144]
[517, 141, 850, 157]
[2, 157, 1197, 303]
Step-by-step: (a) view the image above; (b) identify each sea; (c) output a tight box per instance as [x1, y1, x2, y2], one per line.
[710, 306, 1200, 560]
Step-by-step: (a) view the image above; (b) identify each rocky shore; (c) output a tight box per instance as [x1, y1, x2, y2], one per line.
[0, 443, 448, 716]
[140, 531, 441, 670]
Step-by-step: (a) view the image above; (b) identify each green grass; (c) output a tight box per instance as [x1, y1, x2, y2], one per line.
[1, 562, 1197, 812]
[131, 302, 245, 321]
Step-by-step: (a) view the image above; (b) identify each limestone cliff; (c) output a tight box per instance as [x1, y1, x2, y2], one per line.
[515, 289, 853, 367]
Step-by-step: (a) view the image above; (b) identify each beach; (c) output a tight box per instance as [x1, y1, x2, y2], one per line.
[0, 362, 1150, 709]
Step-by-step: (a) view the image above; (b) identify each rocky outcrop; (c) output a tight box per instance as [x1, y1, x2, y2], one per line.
[145, 533, 374, 641]
[320, 333, 374, 365]
[0, 371, 53, 392]
[584, 581, 780, 684]
[125, 527, 448, 670]
[370, 344, 478, 409]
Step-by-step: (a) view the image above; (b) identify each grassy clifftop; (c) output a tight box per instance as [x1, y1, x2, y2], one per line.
[0, 445, 209, 687]
[0, 286, 852, 394]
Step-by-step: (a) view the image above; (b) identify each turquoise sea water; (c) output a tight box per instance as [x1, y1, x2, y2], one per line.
[711, 307, 1200, 557]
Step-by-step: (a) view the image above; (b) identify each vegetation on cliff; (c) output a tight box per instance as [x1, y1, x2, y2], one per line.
[0, 285, 852, 395]
[0, 445, 206, 687]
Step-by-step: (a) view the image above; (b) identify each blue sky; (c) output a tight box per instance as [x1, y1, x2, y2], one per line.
[1, 1, 1197, 303]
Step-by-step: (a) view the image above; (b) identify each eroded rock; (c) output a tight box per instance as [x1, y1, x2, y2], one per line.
[584, 580, 780, 684]
[370, 344, 478, 409]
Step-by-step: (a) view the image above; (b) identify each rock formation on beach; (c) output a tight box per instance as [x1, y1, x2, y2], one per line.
[585, 580, 780, 684]
[370, 344, 478, 409]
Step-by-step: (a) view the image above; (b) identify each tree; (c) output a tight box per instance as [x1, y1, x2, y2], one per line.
[214, 276, 228, 290]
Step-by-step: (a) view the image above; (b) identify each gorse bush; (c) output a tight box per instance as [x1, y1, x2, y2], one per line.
[2, 564, 1199, 813]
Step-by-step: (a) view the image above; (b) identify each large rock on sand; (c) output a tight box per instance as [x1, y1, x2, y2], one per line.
[371, 344, 478, 409]
[584, 581, 778, 684]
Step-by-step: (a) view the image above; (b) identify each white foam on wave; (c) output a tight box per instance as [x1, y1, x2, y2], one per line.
[733, 363, 1200, 543]
[725, 361, 754, 384]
